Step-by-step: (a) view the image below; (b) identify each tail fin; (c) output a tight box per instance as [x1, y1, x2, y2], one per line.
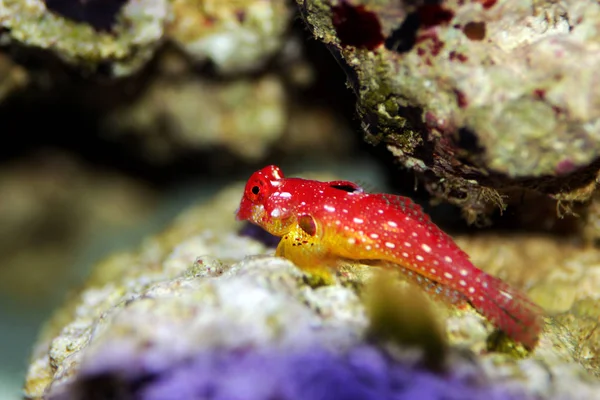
[468, 273, 544, 349]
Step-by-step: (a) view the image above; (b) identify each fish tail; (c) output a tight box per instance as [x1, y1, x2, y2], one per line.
[468, 273, 544, 349]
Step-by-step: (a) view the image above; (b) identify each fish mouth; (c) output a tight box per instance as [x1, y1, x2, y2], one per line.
[235, 200, 263, 224]
[235, 205, 249, 221]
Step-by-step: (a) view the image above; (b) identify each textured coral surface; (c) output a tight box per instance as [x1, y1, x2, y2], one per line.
[296, 0, 600, 219]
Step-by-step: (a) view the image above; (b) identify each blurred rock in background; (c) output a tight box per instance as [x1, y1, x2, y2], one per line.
[0, 151, 156, 304]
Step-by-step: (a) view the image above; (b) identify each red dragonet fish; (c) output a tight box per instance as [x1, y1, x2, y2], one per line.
[236, 165, 544, 349]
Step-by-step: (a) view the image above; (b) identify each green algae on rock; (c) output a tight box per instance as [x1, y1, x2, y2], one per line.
[23, 177, 600, 399]
[296, 0, 600, 221]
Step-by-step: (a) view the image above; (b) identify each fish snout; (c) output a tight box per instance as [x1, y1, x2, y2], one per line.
[235, 198, 253, 221]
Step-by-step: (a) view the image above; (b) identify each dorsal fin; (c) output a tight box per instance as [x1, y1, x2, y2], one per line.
[370, 193, 430, 221]
[369, 193, 471, 260]
[327, 180, 364, 193]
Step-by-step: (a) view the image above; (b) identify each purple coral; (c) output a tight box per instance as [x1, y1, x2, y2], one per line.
[49, 344, 530, 400]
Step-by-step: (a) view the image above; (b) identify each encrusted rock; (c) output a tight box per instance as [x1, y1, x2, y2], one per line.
[296, 0, 600, 221]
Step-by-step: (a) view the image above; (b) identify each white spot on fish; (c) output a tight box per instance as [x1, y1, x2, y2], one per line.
[404, 242, 412, 247]
[378, 209, 384, 214]
[402, 252, 409, 258]
[324, 205, 336, 212]
[279, 192, 292, 198]
[444, 256, 453, 263]
[500, 290, 513, 300]
[469, 287, 475, 294]
[270, 208, 281, 218]
[412, 232, 418, 237]
[353, 217, 364, 224]
[335, 220, 341, 225]
[421, 244, 432, 253]
[370, 233, 379, 239]
[430, 268, 436, 274]
[388, 221, 398, 227]
[459, 280, 466, 286]
[460, 269, 468, 276]
[444, 272, 453, 280]
[342, 209, 348, 213]
[416, 255, 424, 261]
[365, 245, 372, 250]
[385, 242, 395, 249]
[348, 238, 356, 245]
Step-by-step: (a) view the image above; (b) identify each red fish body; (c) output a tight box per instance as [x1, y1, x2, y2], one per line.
[236, 165, 544, 349]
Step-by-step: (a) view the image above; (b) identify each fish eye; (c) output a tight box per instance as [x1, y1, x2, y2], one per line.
[245, 172, 272, 202]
